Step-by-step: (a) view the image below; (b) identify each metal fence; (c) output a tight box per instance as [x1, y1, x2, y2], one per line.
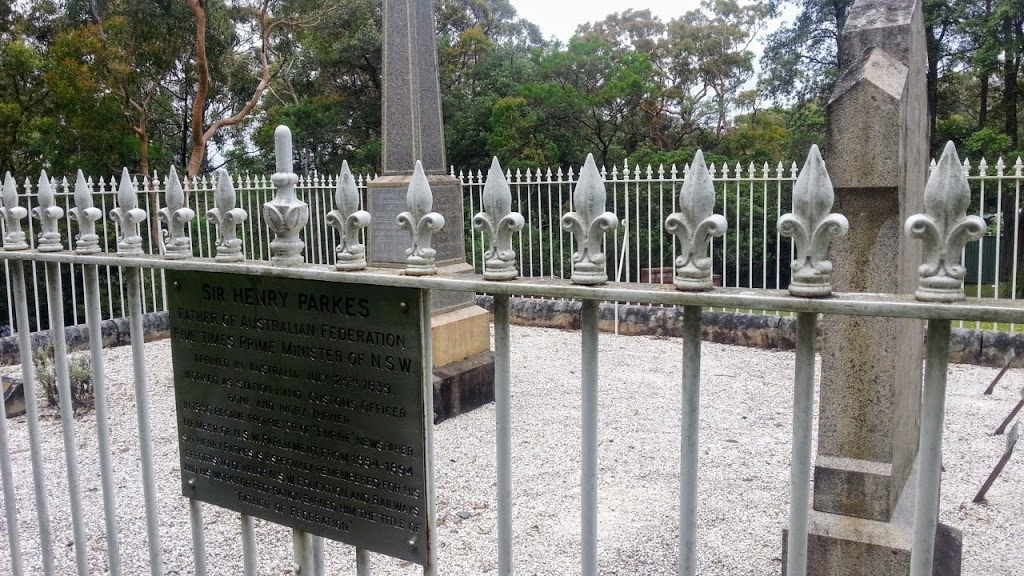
[0, 128, 1018, 576]
[3, 154, 1020, 334]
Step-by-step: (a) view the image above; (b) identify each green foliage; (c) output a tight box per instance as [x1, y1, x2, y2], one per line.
[0, 0, 1016, 191]
[964, 129, 1014, 159]
[33, 344, 93, 416]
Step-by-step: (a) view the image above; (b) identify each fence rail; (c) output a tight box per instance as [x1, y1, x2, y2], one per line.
[2, 154, 1021, 334]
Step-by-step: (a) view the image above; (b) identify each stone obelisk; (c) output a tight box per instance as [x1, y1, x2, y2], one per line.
[367, 0, 494, 422]
[782, 0, 960, 573]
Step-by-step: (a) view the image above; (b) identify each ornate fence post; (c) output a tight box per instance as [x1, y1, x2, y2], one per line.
[158, 167, 196, 259]
[208, 169, 248, 262]
[778, 145, 850, 297]
[905, 141, 986, 576]
[69, 171, 102, 254]
[326, 160, 370, 271]
[664, 150, 727, 291]
[397, 161, 445, 276]
[473, 157, 524, 280]
[264, 125, 309, 266]
[561, 154, 619, 285]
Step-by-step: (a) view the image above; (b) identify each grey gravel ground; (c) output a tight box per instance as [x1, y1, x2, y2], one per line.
[0, 325, 1021, 575]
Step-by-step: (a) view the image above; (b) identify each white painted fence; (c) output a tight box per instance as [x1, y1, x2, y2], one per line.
[0, 128, 1018, 576]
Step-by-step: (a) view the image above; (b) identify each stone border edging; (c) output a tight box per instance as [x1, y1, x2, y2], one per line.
[0, 312, 170, 366]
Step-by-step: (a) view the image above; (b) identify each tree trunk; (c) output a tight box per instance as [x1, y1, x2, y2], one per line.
[925, 19, 939, 147]
[1004, 16, 1020, 148]
[186, 0, 209, 178]
[980, 0, 993, 130]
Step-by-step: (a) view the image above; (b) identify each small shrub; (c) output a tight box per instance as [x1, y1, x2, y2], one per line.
[32, 344, 94, 416]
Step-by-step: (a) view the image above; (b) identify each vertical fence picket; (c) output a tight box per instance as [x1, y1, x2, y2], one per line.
[241, 515, 257, 576]
[494, 293, 513, 575]
[189, 499, 207, 576]
[1013, 158, 1023, 331]
[12, 261, 56, 576]
[906, 143, 986, 576]
[665, 150, 727, 573]
[786, 312, 817, 576]
[84, 263, 123, 576]
[678, 305, 701, 576]
[994, 159, 1004, 315]
[580, 298, 599, 576]
[0, 256, 23, 576]
[111, 169, 165, 576]
[35, 172, 91, 576]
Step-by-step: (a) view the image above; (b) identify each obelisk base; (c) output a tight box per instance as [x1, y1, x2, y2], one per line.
[782, 514, 961, 576]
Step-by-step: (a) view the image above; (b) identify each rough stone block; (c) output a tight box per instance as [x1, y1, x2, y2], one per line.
[432, 305, 491, 368]
[827, 48, 907, 190]
[782, 513, 962, 576]
[3, 376, 25, 418]
[432, 351, 495, 424]
[842, 0, 917, 68]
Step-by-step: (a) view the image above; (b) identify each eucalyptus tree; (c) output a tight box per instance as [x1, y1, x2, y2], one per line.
[666, 0, 771, 138]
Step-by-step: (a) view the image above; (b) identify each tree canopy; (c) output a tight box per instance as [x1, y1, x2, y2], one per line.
[0, 0, 1020, 179]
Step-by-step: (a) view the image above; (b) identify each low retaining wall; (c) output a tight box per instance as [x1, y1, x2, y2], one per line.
[475, 296, 1024, 369]
[0, 312, 170, 365]
[2, 302, 1021, 370]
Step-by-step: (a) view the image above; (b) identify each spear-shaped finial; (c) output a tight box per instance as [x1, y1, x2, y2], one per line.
[69, 170, 103, 254]
[397, 161, 445, 276]
[208, 169, 248, 262]
[326, 160, 371, 271]
[473, 157, 525, 280]
[109, 168, 147, 255]
[33, 170, 65, 252]
[664, 150, 727, 291]
[905, 141, 986, 302]
[0, 172, 28, 250]
[561, 154, 619, 285]
[778, 145, 850, 297]
[157, 167, 196, 259]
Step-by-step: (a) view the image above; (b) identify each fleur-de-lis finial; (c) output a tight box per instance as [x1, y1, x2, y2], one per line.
[69, 170, 103, 254]
[109, 168, 147, 255]
[561, 154, 619, 285]
[263, 125, 309, 266]
[397, 161, 445, 276]
[778, 145, 850, 297]
[664, 150, 727, 291]
[326, 160, 370, 271]
[157, 167, 196, 259]
[208, 169, 248, 262]
[905, 141, 986, 302]
[0, 172, 28, 250]
[473, 157, 525, 280]
[33, 170, 65, 252]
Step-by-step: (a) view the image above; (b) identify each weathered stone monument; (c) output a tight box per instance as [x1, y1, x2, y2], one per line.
[783, 0, 962, 573]
[367, 0, 493, 421]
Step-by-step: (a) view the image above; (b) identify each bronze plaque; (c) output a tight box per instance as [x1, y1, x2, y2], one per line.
[168, 271, 429, 565]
